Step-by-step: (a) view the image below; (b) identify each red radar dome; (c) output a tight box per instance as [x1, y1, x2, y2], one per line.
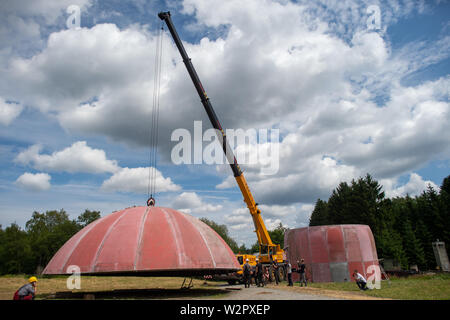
[43, 206, 240, 276]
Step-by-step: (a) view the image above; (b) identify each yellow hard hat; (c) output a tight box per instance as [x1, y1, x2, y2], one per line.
[28, 276, 38, 283]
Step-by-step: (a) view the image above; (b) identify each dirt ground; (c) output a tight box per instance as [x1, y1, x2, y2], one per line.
[208, 283, 390, 300]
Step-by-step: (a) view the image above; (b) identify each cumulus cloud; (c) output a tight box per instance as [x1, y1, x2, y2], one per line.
[171, 191, 223, 214]
[0, 98, 22, 125]
[15, 141, 120, 174]
[0, 0, 92, 66]
[381, 173, 440, 198]
[224, 204, 301, 232]
[101, 167, 181, 194]
[15, 172, 51, 191]
[224, 208, 253, 231]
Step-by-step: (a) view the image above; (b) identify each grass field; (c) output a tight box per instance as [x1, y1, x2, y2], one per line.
[0, 275, 228, 300]
[305, 273, 450, 300]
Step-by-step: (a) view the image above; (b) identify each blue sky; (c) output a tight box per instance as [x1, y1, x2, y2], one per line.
[0, 0, 449, 246]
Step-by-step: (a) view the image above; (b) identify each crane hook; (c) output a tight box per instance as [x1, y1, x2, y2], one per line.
[147, 196, 156, 207]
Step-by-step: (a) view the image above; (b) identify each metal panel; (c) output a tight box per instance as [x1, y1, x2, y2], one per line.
[62, 209, 127, 273]
[327, 226, 346, 263]
[330, 262, 349, 282]
[309, 227, 329, 263]
[358, 226, 375, 262]
[312, 263, 332, 282]
[94, 206, 145, 272]
[343, 227, 362, 262]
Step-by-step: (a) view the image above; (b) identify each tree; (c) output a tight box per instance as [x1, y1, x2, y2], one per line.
[268, 223, 286, 250]
[200, 218, 239, 253]
[0, 208, 103, 275]
[25, 209, 79, 272]
[440, 175, 450, 194]
[309, 199, 329, 226]
[77, 209, 101, 228]
[438, 175, 450, 256]
[377, 225, 408, 269]
[400, 219, 426, 269]
[0, 223, 32, 274]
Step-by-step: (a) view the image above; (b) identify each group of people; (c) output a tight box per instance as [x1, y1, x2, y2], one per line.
[243, 258, 369, 291]
[242, 258, 272, 288]
[285, 259, 307, 287]
[242, 258, 307, 288]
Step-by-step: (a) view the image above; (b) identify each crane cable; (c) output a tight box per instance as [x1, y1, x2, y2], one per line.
[147, 23, 164, 206]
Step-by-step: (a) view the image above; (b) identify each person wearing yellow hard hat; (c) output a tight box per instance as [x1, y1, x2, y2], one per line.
[13, 276, 38, 300]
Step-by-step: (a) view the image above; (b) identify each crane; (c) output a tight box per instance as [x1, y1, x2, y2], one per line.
[158, 11, 286, 280]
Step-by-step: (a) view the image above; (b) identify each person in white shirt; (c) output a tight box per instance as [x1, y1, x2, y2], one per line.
[286, 261, 293, 286]
[353, 270, 368, 290]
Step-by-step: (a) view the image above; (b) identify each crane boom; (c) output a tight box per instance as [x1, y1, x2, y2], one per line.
[158, 11, 282, 259]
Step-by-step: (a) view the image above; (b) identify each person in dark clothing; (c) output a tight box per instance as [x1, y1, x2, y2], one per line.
[243, 259, 252, 288]
[251, 265, 258, 286]
[13, 277, 37, 300]
[272, 260, 280, 285]
[297, 259, 307, 287]
[256, 258, 264, 287]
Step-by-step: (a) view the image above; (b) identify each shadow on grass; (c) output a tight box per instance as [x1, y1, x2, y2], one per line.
[43, 288, 235, 300]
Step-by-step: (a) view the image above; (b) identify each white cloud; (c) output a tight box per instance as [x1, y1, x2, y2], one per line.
[0, 0, 93, 68]
[264, 218, 284, 231]
[259, 204, 298, 219]
[15, 172, 51, 191]
[224, 204, 300, 233]
[171, 191, 223, 215]
[15, 141, 120, 174]
[381, 173, 440, 198]
[224, 207, 253, 231]
[101, 167, 181, 194]
[0, 98, 22, 125]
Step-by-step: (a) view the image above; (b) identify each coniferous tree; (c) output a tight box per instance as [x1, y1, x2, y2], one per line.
[309, 199, 329, 226]
[400, 218, 426, 269]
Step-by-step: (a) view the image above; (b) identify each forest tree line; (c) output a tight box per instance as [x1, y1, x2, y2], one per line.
[309, 174, 450, 270]
[0, 209, 100, 275]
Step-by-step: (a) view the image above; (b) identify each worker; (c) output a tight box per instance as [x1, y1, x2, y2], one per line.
[256, 258, 264, 287]
[353, 270, 368, 290]
[263, 266, 270, 285]
[243, 258, 252, 288]
[297, 259, 307, 287]
[272, 259, 280, 285]
[286, 260, 293, 286]
[13, 276, 37, 300]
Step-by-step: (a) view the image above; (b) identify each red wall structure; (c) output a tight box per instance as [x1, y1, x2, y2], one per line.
[43, 206, 240, 276]
[284, 225, 379, 283]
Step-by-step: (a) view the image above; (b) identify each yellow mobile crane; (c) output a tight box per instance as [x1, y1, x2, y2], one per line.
[158, 12, 286, 281]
